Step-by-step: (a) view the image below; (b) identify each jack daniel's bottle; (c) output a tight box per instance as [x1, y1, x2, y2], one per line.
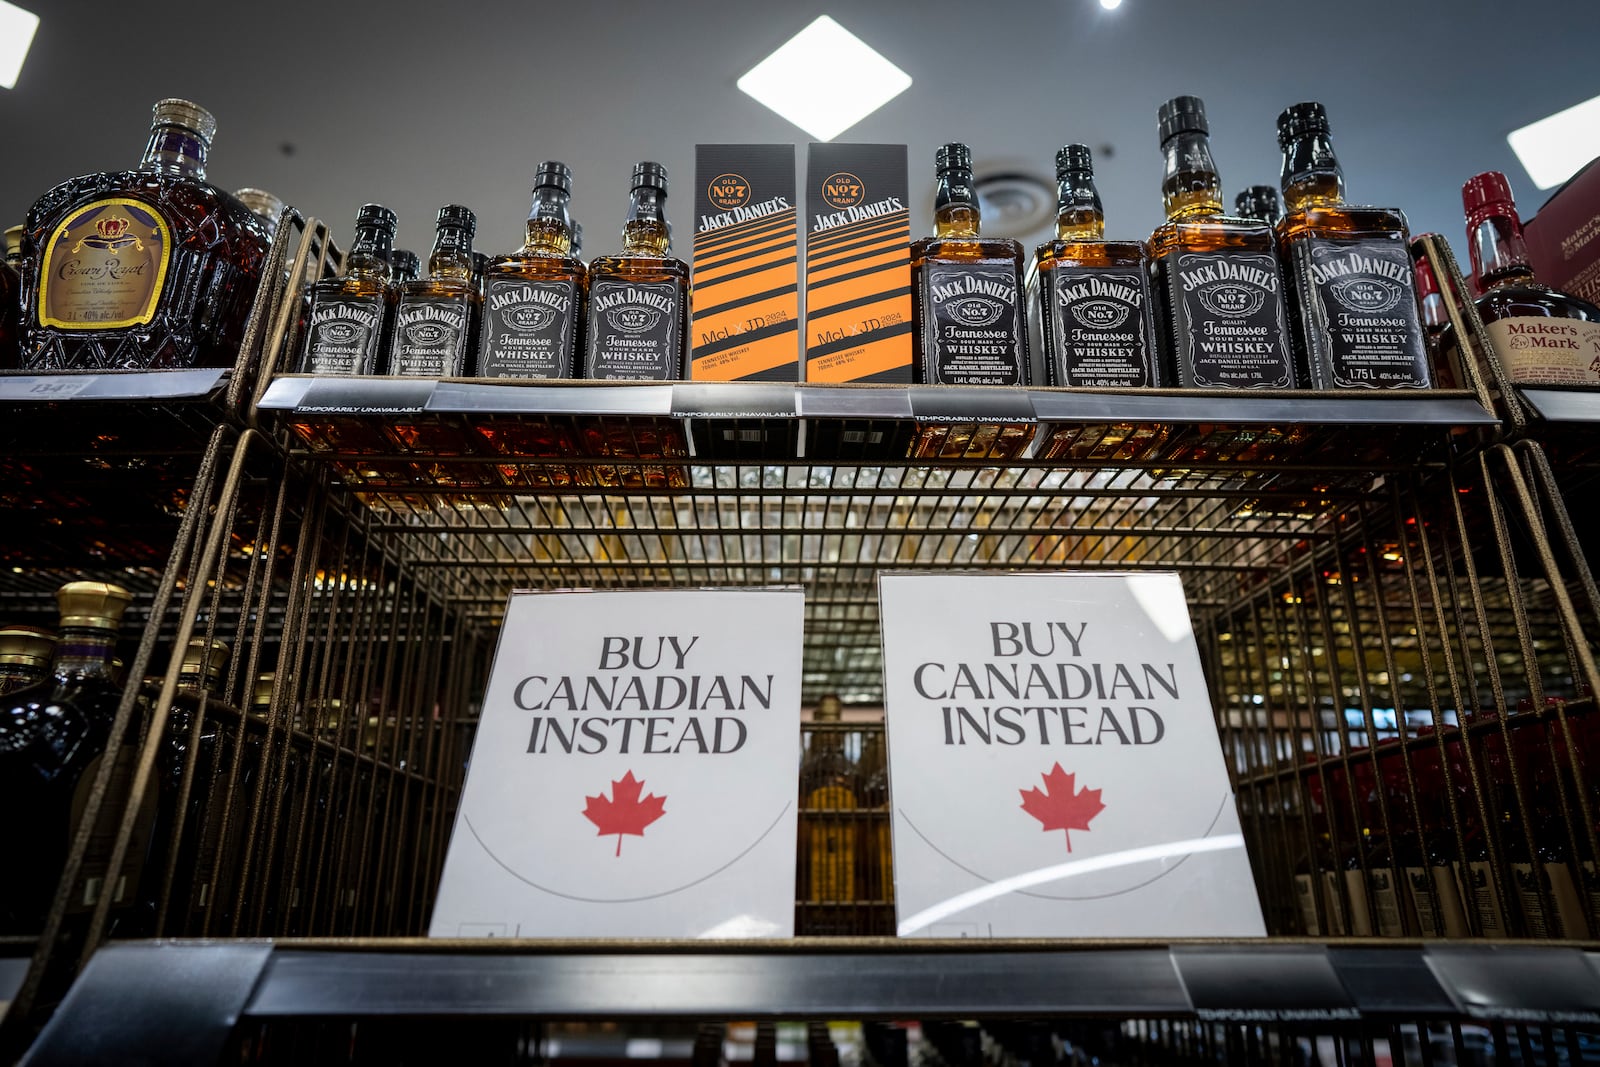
[391, 205, 480, 377]
[585, 162, 689, 380]
[299, 204, 397, 375]
[21, 99, 270, 370]
[1149, 96, 1295, 389]
[479, 161, 586, 378]
[1275, 102, 1430, 389]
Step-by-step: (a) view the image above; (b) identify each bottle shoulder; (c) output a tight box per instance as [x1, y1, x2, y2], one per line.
[1035, 239, 1148, 271]
[486, 253, 587, 285]
[1476, 282, 1600, 324]
[398, 276, 479, 302]
[1150, 214, 1277, 259]
[912, 235, 1024, 267]
[587, 255, 689, 284]
[1276, 204, 1409, 245]
[312, 275, 388, 301]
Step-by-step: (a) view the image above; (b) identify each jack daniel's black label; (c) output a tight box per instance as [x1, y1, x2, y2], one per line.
[1166, 251, 1294, 388]
[920, 262, 1027, 385]
[585, 280, 682, 380]
[1292, 238, 1430, 388]
[1044, 265, 1157, 387]
[391, 294, 472, 377]
[479, 278, 578, 378]
[303, 296, 385, 375]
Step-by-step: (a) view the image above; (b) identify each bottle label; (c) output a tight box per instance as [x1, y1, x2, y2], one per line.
[1404, 865, 1440, 936]
[1168, 251, 1294, 388]
[1293, 872, 1321, 935]
[1486, 315, 1600, 385]
[1514, 861, 1592, 939]
[586, 280, 683, 380]
[1044, 265, 1156, 387]
[479, 278, 578, 379]
[1319, 869, 1348, 935]
[391, 294, 473, 377]
[1342, 867, 1375, 936]
[39, 197, 172, 330]
[1465, 859, 1507, 938]
[69, 742, 157, 915]
[302, 296, 386, 375]
[920, 262, 1027, 385]
[1369, 866, 1405, 936]
[1294, 238, 1430, 388]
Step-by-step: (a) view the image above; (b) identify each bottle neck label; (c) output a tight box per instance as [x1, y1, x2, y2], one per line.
[1291, 238, 1430, 389]
[1487, 315, 1600, 385]
[391, 294, 473, 377]
[585, 279, 682, 380]
[1165, 251, 1294, 388]
[480, 278, 579, 379]
[918, 262, 1027, 386]
[38, 198, 172, 330]
[1043, 263, 1157, 387]
[302, 295, 387, 375]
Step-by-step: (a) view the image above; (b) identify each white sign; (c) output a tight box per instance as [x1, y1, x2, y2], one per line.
[879, 572, 1266, 939]
[430, 589, 804, 939]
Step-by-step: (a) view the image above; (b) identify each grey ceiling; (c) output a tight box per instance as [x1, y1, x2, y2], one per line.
[4, 0, 1597, 261]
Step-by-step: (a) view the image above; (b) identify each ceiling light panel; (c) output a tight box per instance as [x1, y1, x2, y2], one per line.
[737, 15, 912, 142]
[1507, 93, 1600, 190]
[0, 1, 38, 90]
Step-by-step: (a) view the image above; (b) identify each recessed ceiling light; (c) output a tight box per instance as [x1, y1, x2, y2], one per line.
[0, 1, 38, 90]
[736, 15, 912, 142]
[1508, 93, 1600, 190]
[1100, 0, 1124, 9]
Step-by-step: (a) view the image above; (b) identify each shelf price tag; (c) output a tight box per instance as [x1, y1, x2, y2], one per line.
[430, 588, 804, 939]
[878, 572, 1266, 939]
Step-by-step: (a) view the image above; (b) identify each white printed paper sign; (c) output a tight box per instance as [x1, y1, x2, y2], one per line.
[878, 572, 1266, 938]
[429, 589, 803, 938]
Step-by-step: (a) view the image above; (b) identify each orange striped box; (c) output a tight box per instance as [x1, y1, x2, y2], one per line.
[691, 144, 800, 381]
[805, 144, 912, 383]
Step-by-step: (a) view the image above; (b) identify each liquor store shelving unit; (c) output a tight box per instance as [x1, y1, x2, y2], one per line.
[7, 220, 1600, 1063]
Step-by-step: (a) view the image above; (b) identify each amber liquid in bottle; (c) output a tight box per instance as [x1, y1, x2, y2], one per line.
[21, 99, 269, 370]
[1275, 102, 1429, 389]
[798, 696, 858, 935]
[1033, 144, 1163, 461]
[583, 162, 690, 489]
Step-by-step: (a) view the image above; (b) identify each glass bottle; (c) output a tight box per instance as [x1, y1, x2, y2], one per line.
[389, 249, 421, 285]
[1234, 185, 1281, 224]
[0, 226, 20, 368]
[570, 219, 585, 259]
[3, 224, 23, 272]
[21, 99, 270, 370]
[856, 729, 893, 908]
[0, 582, 156, 935]
[391, 204, 479, 377]
[798, 694, 857, 933]
[1275, 102, 1430, 389]
[478, 161, 587, 379]
[584, 161, 689, 380]
[1410, 236, 1462, 389]
[911, 142, 1029, 387]
[233, 188, 287, 240]
[298, 204, 398, 375]
[1149, 96, 1295, 389]
[1461, 170, 1600, 386]
[0, 623, 55, 695]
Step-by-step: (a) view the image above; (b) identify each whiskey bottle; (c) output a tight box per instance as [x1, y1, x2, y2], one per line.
[911, 143, 1029, 386]
[1149, 96, 1295, 389]
[21, 99, 270, 370]
[0, 624, 55, 695]
[389, 249, 421, 285]
[585, 162, 689, 380]
[1234, 186, 1280, 224]
[1275, 102, 1430, 389]
[299, 204, 398, 375]
[1460, 170, 1600, 386]
[3, 224, 23, 272]
[798, 695, 858, 932]
[857, 729, 893, 907]
[234, 188, 287, 240]
[0, 582, 156, 934]
[1033, 144, 1159, 389]
[391, 205, 480, 377]
[478, 161, 586, 379]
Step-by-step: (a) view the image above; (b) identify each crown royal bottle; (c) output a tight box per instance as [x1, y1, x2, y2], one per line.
[20, 99, 270, 370]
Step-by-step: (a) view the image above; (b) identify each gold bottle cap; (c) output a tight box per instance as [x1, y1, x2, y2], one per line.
[152, 99, 217, 146]
[55, 581, 133, 630]
[814, 694, 843, 722]
[234, 188, 286, 221]
[251, 671, 276, 711]
[3, 225, 22, 259]
[0, 624, 56, 667]
[179, 637, 231, 680]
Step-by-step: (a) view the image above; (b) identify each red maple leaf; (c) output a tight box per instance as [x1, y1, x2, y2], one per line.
[1019, 763, 1105, 852]
[582, 771, 667, 856]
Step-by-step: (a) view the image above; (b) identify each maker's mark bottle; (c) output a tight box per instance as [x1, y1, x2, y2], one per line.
[21, 99, 270, 370]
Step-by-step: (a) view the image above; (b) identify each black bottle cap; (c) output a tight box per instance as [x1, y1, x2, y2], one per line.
[631, 161, 669, 193]
[355, 203, 398, 235]
[535, 161, 572, 194]
[1277, 102, 1330, 147]
[1056, 144, 1094, 178]
[437, 204, 476, 237]
[1235, 185, 1280, 218]
[935, 143, 972, 175]
[389, 249, 420, 279]
[571, 219, 584, 255]
[1158, 96, 1208, 144]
